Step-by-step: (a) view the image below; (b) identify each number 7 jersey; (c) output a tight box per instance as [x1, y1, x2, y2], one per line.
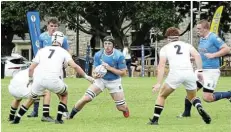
[159, 41, 194, 71]
[32, 46, 72, 78]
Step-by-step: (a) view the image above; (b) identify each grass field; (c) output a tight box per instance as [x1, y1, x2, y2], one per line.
[1, 77, 231, 132]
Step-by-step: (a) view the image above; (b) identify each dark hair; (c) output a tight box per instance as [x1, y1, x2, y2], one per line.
[165, 27, 180, 37]
[48, 18, 59, 26]
[103, 36, 115, 44]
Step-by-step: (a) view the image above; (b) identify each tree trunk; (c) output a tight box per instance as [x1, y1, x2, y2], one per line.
[1, 26, 15, 56]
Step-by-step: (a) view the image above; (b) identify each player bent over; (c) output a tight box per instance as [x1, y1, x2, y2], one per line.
[11, 31, 94, 124]
[8, 68, 53, 122]
[178, 20, 231, 118]
[69, 36, 130, 119]
[148, 27, 211, 125]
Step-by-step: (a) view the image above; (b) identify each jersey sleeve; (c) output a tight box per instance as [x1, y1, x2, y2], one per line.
[62, 36, 70, 50]
[32, 49, 41, 63]
[212, 34, 225, 49]
[93, 53, 100, 67]
[64, 50, 72, 63]
[39, 35, 43, 48]
[159, 47, 167, 57]
[118, 54, 127, 69]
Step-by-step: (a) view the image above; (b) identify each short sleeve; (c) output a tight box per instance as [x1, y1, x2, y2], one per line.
[212, 34, 225, 49]
[62, 36, 70, 50]
[159, 47, 166, 57]
[93, 53, 101, 67]
[32, 50, 41, 63]
[39, 35, 43, 48]
[118, 55, 126, 69]
[64, 51, 72, 63]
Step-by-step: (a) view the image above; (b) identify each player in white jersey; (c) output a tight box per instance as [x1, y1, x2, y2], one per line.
[8, 68, 51, 121]
[11, 31, 94, 124]
[148, 27, 211, 125]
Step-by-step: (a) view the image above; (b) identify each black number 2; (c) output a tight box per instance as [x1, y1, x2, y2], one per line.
[174, 45, 183, 54]
[48, 49, 55, 58]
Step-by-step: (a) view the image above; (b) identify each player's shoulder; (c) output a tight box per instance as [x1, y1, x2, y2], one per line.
[94, 50, 103, 57]
[40, 32, 48, 37]
[114, 49, 123, 56]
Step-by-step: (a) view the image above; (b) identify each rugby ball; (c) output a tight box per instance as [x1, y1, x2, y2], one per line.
[94, 65, 107, 77]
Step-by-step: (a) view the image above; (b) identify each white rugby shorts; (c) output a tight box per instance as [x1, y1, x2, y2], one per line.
[165, 70, 197, 90]
[93, 78, 123, 93]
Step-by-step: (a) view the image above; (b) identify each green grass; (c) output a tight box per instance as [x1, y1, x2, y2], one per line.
[1, 77, 231, 132]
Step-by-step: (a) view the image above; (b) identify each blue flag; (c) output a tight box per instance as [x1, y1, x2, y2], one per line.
[26, 11, 41, 57]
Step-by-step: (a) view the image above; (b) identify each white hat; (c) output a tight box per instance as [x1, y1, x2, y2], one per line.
[51, 31, 65, 46]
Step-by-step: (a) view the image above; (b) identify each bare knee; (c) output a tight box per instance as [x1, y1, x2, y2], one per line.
[202, 93, 214, 102]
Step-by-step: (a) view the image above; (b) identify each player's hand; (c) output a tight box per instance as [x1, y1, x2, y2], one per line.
[204, 53, 215, 59]
[27, 78, 33, 88]
[152, 83, 161, 93]
[84, 75, 95, 83]
[92, 72, 104, 79]
[101, 62, 111, 70]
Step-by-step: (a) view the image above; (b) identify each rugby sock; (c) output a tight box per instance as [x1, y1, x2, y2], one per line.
[213, 92, 231, 101]
[33, 99, 40, 114]
[191, 97, 202, 109]
[183, 96, 192, 116]
[69, 107, 80, 119]
[43, 104, 50, 117]
[9, 106, 17, 121]
[14, 105, 28, 123]
[151, 105, 164, 122]
[56, 102, 66, 121]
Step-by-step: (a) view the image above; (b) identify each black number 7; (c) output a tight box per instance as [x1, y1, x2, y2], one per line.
[48, 49, 55, 58]
[174, 45, 183, 54]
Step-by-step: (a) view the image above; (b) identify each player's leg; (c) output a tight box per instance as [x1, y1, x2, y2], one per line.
[177, 81, 203, 118]
[27, 99, 39, 117]
[186, 89, 211, 124]
[69, 79, 104, 119]
[202, 70, 231, 102]
[11, 97, 36, 124]
[41, 91, 54, 122]
[148, 83, 175, 125]
[8, 99, 21, 121]
[107, 79, 129, 118]
[55, 86, 68, 124]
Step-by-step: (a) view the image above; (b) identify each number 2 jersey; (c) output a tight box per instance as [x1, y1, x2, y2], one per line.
[159, 41, 194, 71]
[32, 46, 72, 78]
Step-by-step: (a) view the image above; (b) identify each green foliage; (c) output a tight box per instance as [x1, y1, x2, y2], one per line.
[1, 77, 231, 132]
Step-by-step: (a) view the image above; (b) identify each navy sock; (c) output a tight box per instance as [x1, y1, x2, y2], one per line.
[213, 92, 231, 101]
[183, 97, 192, 115]
[33, 99, 40, 114]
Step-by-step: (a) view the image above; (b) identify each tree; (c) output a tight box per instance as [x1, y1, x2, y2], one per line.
[44, 1, 190, 48]
[1, 1, 47, 56]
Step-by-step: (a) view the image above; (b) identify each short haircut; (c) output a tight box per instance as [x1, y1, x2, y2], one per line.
[47, 18, 59, 26]
[165, 27, 180, 37]
[197, 19, 210, 29]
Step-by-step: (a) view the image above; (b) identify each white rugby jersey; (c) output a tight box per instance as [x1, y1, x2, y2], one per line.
[33, 46, 72, 78]
[159, 41, 194, 71]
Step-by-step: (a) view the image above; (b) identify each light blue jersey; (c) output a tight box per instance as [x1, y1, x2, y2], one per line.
[198, 32, 225, 69]
[94, 49, 126, 81]
[39, 32, 69, 50]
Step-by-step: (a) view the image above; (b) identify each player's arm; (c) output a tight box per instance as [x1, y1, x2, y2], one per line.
[62, 37, 71, 54]
[156, 56, 166, 85]
[28, 50, 41, 82]
[205, 36, 230, 58]
[212, 43, 230, 58]
[66, 54, 94, 83]
[190, 46, 202, 70]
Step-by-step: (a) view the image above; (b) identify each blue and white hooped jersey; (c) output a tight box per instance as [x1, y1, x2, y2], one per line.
[39, 32, 69, 50]
[94, 49, 126, 81]
[198, 32, 225, 69]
